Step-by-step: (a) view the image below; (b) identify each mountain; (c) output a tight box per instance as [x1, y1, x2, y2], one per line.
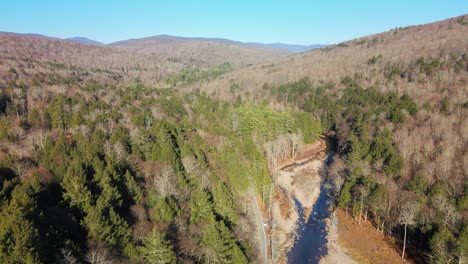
[110, 34, 325, 53]
[0, 31, 323, 70]
[65, 37, 103, 46]
[0, 14, 466, 264]
[0, 31, 53, 39]
[108, 34, 291, 68]
[247, 42, 327, 52]
[0, 32, 189, 84]
[192, 14, 468, 99]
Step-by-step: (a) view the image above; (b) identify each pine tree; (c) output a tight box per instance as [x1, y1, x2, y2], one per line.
[141, 229, 176, 264]
[61, 160, 91, 211]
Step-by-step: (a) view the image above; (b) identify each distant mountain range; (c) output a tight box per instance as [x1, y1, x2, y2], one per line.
[65, 37, 103, 46]
[0, 31, 325, 53]
[108, 34, 326, 53]
[248, 42, 327, 52]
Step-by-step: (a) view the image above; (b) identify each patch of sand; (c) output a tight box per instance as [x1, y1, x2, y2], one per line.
[272, 140, 327, 263]
[277, 159, 324, 217]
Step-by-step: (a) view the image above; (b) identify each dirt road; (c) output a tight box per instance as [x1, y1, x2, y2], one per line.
[254, 195, 268, 264]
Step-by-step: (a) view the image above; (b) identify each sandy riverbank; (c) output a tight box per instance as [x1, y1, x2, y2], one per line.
[271, 140, 327, 263]
[320, 211, 357, 264]
[320, 209, 408, 264]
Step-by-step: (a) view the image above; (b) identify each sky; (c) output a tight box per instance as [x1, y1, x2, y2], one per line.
[1, 1, 467, 45]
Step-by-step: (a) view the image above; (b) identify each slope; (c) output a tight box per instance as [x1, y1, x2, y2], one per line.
[108, 34, 291, 68]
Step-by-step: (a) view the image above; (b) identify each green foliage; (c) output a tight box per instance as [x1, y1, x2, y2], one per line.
[292, 112, 322, 142]
[430, 228, 459, 264]
[190, 188, 214, 223]
[212, 181, 237, 224]
[337, 178, 356, 208]
[84, 207, 132, 251]
[132, 121, 182, 165]
[149, 196, 180, 223]
[383, 153, 404, 177]
[270, 77, 312, 103]
[166, 63, 233, 87]
[230, 105, 295, 140]
[124, 170, 142, 203]
[218, 138, 270, 193]
[61, 160, 92, 211]
[440, 97, 450, 114]
[345, 132, 370, 164]
[456, 184, 468, 211]
[140, 229, 176, 264]
[158, 95, 187, 119]
[0, 177, 43, 264]
[0, 116, 12, 140]
[389, 107, 406, 123]
[46, 94, 70, 129]
[399, 94, 418, 115]
[368, 129, 394, 162]
[201, 221, 248, 264]
[408, 173, 429, 195]
[416, 57, 443, 76]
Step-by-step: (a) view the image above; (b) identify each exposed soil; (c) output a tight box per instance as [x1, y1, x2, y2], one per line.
[334, 209, 409, 264]
[276, 140, 326, 171]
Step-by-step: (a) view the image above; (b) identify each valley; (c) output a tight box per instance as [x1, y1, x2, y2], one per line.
[0, 9, 467, 264]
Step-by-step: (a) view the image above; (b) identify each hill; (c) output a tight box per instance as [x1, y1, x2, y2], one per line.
[189, 14, 468, 263]
[192, 14, 468, 103]
[109, 34, 291, 68]
[247, 42, 327, 52]
[0, 33, 291, 86]
[0, 33, 182, 84]
[0, 14, 466, 264]
[65, 37, 103, 46]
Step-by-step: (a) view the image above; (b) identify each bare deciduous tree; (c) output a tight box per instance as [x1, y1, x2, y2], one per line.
[59, 248, 78, 264]
[85, 243, 115, 264]
[432, 195, 460, 228]
[182, 156, 211, 189]
[153, 166, 177, 198]
[398, 198, 420, 259]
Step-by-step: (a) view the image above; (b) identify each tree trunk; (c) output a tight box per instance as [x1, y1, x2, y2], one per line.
[459, 249, 463, 264]
[359, 192, 364, 225]
[402, 223, 407, 259]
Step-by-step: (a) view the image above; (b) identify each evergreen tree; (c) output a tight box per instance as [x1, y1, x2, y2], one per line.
[141, 229, 177, 264]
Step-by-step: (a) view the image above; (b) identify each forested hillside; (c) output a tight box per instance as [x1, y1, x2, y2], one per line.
[108, 35, 290, 68]
[0, 13, 466, 264]
[0, 61, 321, 262]
[190, 14, 468, 263]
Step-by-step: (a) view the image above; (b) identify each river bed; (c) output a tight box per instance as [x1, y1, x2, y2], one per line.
[286, 152, 335, 264]
[286, 183, 333, 264]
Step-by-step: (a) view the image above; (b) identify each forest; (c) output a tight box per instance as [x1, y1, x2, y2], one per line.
[267, 56, 468, 263]
[0, 67, 324, 263]
[0, 14, 467, 264]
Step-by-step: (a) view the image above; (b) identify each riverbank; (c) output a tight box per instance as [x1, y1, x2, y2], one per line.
[270, 140, 327, 263]
[320, 211, 357, 264]
[320, 209, 407, 264]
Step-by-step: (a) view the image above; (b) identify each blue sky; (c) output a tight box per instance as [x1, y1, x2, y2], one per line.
[1, 1, 466, 44]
